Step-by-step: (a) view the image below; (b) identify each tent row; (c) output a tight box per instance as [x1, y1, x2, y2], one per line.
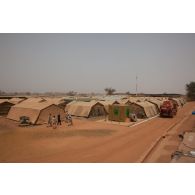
[0, 97, 68, 116]
[2, 96, 186, 124]
[108, 101, 159, 122]
[64, 96, 186, 120]
[64, 99, 159, 119]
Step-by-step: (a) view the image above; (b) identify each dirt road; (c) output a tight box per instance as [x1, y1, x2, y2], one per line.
[0, 102, 194, 162]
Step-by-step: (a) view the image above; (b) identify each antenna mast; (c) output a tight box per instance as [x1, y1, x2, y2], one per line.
[136, 75, 138, 96]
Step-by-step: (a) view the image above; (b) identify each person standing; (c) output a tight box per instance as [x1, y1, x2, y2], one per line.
[47, 113, 52, 127]
[129, 112, 137, 122]
[67, 113, 73, 126]
[52, 115, 57, 129]
[65, 111, 68, 123]
[57, 114, 61, 125]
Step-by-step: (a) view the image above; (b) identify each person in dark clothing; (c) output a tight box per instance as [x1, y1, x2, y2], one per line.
[57, 114, 61, 125]
[47, 113, 52, 127]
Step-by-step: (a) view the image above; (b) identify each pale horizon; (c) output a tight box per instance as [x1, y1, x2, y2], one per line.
[0, 34, 194, 94]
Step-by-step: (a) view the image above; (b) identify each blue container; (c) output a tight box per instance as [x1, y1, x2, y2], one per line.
[192, 111, 195, 115]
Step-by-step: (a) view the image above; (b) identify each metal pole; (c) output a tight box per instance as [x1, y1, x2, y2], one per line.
[136, 75, 138, 96]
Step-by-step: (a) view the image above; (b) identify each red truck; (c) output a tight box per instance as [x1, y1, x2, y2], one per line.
[160, 100, 177, 118]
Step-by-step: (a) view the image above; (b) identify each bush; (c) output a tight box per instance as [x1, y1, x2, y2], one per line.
[186, 82, 195, 101]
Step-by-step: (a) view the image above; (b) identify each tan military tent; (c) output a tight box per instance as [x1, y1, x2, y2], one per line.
[98, 100, 119, 113]
[129, 101, 159, 118]
[146, 98, 163, 111]
[7, 101, 65, 124]
[9, 97, 25, 104]
[118, 99, 132, 105]
[65, 101, 106, 118]
[178, 97, 185, 106]
[170, 98, 182, 107]
[43, 97, 67, 109]
[0, 100, 15, 116]
[21, 97, 47, 104]
[0, 99, 9, 103]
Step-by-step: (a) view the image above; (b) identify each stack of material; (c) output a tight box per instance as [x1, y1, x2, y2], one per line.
[7, 100, 65, 125]
[65, 101, 106, 118]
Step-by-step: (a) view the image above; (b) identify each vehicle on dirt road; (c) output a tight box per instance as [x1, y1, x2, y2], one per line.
[160, 100, 177, 118]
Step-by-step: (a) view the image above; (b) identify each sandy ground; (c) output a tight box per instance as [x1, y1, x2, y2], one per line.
[144, 106, 195, 163]
[0, 102, 195, 163]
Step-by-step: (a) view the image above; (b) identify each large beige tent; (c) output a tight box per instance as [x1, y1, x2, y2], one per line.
[98, 100, 119, 113]
[7, 101, 65, 124]
[118, 99, 132, 105]
[170, 98, 182, 107]
[43, 97, 67, 109]
[9, 97, 25, 104]
[178, 97, 185, 106]
[21, 97, 47, 104]
[119, 97, 146, 105]
[146, 98, 163, 111]
[129, 101, 159, 118]
[0, 99, 15, 116]
[129, 97, 146, 102]
[0, 99, 9, 103]
[66, 101, 106, 118]
[23, 97, 68, 109]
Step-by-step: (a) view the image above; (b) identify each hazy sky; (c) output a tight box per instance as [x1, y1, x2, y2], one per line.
[0, 34, 194, 94]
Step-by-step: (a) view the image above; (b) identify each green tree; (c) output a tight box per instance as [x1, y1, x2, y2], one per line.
[104, 88, 116, 95]
[186, 82, 195, 101]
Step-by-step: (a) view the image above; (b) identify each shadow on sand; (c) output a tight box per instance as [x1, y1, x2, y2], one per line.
[33, 129, 117, 139]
